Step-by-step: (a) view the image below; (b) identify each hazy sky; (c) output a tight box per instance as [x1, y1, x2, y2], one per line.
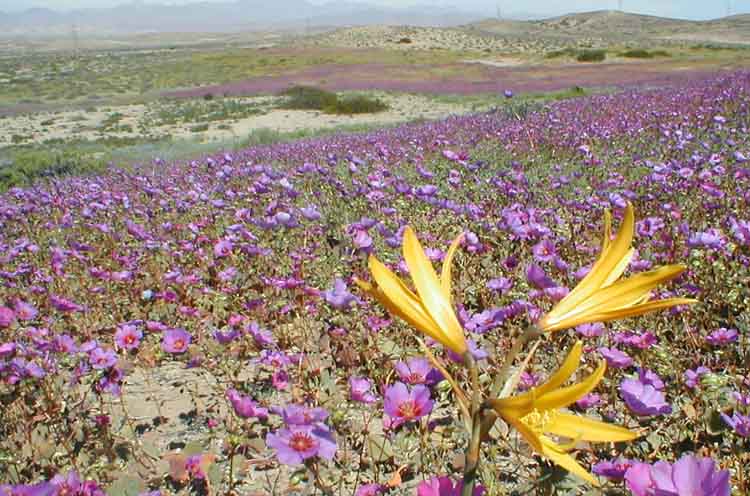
[3, 0, 749, 20]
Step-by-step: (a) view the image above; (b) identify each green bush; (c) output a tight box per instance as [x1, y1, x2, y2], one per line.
[279, 86, 388, 115]
[622, 49, 671, 59]
[576, 50, 606, 62]
[325, 95, 388, 115]
[622, 49, 653, 59]
[280, 85, 338, 110]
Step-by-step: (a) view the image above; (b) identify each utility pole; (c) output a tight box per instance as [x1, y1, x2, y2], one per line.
[618, 0, 623, 12]
[726, 0, 732, 17]
[496, 2, 502, 20]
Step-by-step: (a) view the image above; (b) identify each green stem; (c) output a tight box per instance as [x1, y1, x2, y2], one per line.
[490, 324, 543, 398]
[461, 412, 482, 496]
[461, 353, 482, 496]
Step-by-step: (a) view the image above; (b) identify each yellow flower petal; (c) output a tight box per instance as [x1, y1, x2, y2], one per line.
[494, 341, 583, 411]
[533, 361, 606, 412]
[542, 264, 687, 332]
[367, 255, 442, 340]
[545, 413, 638, 443]
[539, 436, 599, 486]
[490, 394, 535, 421]
[535, 341, 583, 395]
[586, 297, 698, 323]
[403, 227, 467, 353]
[441, 232, 464, 304]
[549, 203, 634, 320]
[602, 247, 634, 288]
[506, 415, 543, 452]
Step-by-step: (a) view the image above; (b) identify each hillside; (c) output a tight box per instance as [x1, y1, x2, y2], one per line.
[470, 10, 750, 45]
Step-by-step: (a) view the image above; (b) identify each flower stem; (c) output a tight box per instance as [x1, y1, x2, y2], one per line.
[479, 324, 543, 440]
[490, 324, 543, 398]
[462, 353, 482, 496]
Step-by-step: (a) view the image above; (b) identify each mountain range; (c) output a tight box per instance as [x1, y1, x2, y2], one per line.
[0, 0, 492, 35]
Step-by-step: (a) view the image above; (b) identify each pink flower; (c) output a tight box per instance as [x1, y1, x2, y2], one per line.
[416, 476, 485, 496]
[384, 382, 433, 428]
[114, 325, 142, 350]
[162, 328, 191, 354]
[0, 307, 15, 328]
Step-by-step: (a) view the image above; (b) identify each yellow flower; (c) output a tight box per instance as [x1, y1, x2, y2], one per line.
[489, 341, 637, 485]
[537, 203, 697, 333]
[355, 227, 468, 355]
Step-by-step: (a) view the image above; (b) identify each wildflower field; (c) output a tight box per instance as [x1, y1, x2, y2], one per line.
[0, 70, 749, 495]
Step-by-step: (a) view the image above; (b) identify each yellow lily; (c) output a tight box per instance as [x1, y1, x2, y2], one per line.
[489, 341, 637, 485]
[355, 227, 468, 355]
[537, 203, 697, 333]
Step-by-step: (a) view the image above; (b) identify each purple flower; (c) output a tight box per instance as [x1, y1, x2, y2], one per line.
[532, 239, 557, 263]
[598, 347, 634, 368]
[226, 389, 268, 419]
[213, 328, 241, 345]
[576, 322, 605, 337]
[526, 264, 557, 289]
[486, 277, 512, 294]
[300, 204, 322, 221]
[13, 300, 37, 321]
[162, 328, 191, 354]
[214, 239, 233, 258]
[688, 230, 725, 250]
[620, 378, 672, 416]
[245, 321, 276, 348]
[114, 325, 143, 350]
[504, 89, 513, 98]
[575, 393, 601, 409]
[416, 476, 485, 496]
[684, 366, 710, 389]
[89, 347, 117, 370]
[50, 295, 84, 313]
[355, 483, 384, 496]
[265, 424, 337, 465]
[637, 368, 665, 390]
[278, 404, 329, 426]
[625, 455, 730, 496]
[349, 376, 378, 404]
[592, 457, 634, 481]
[384, 382, 433, 428]
[0, 307, 15, 328]
[394, 357, 443, 386]
[721, 412, 750, 437]
[706, 328, 738, 346]
[323, 278, 358, 311]
[352, 230, 373, 252]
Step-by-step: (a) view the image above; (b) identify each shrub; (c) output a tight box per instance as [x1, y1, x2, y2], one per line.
[576, 49, 606, 62]
[325, 95, 388, 115]
[280, 85, 338, 110]
[279, 86, 388, 115]
[622, 49, 654, 59]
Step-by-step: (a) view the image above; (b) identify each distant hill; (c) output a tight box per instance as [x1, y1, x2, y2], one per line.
[470, 10, 750, 45]
[0, 0, 484, 36]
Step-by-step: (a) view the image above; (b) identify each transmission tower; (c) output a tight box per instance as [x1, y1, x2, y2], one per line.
[617, 0, 623, 12]
[726, 0, 732, 17]
[496, 2, 502, 20]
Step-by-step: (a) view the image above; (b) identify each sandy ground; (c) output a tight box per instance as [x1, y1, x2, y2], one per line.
[0, 93, 474, 148]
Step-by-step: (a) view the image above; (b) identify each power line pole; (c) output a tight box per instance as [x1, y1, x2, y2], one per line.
[496, 2, 502, 20]
[618, 0, 623, 12]
[726, 0, 732, 17]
